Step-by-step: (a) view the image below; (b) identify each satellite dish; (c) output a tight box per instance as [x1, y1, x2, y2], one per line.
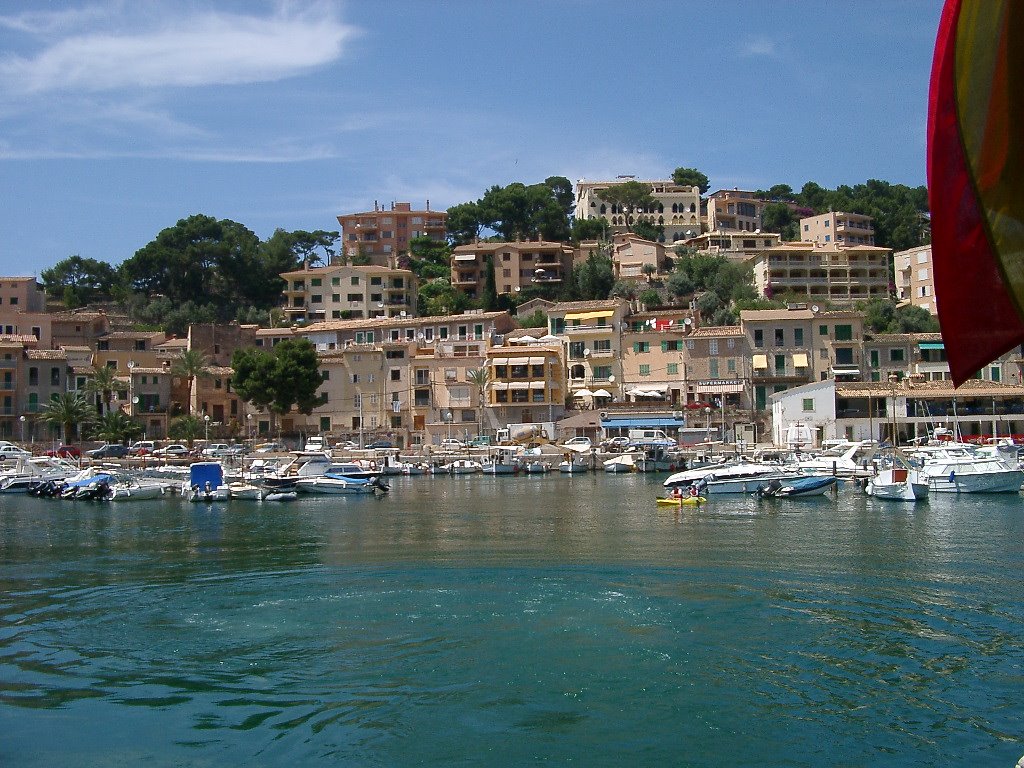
[132, 396, 140, 404]
[683, 317, 692, 326]
[811, 305, 820, 313]
[416, 332, 425, 340]
[377, 302, 385, 308]
[583, 349, 591, 357]
[400, 310, 407, 317]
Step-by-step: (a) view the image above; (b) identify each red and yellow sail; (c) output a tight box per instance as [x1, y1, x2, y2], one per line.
[928, 0, 1024, 385]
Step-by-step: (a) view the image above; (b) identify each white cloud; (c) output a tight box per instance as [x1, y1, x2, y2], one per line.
[0, 1, 357, 95]
[739, 35, 777, 58]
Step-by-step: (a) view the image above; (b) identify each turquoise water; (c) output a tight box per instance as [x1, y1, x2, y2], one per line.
[1, 474, 1022, 766]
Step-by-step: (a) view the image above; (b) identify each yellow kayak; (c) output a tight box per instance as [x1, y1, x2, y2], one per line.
[657, 496, 705, 506]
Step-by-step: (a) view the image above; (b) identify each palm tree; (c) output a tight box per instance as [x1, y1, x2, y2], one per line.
[170, 349, 211, 416]
[642, 263, 657, 282]
[467, 367, 490, 438]
[39, 392, 94, 444]
[168, 415, 203, 448]
[90, 411, 143, 444]
[84, 364, 128, 416]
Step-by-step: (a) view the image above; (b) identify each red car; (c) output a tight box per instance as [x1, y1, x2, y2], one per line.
[46, 445, 81, 458]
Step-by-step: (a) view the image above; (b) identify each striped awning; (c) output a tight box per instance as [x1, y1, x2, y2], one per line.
[527, 357, 546, 366]
[563, 309, 614, 321]
[509, 382, 530, 390]
[490, 357, 508, 366]
[752, 354, 768, 370]
[793, 353, 809, 368]
[528, 381, 546, 390]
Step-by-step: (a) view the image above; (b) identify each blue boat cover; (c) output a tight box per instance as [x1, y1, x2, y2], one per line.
[189, 462, 224, 487]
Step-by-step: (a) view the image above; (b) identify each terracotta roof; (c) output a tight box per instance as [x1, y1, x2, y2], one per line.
[689, 326, 743, 337]
[99, 331, 164, 340]
[59, 345, 92, 352]
[24, 349, 67, 360]
[280, 265, 415, 278]
[865, 332, 943, 343]
[301, 310, 510, 334]
[255, 327, 296, 337]
[836, 379, 1024, 398]
[740, 309, 813, 321]
[548, 299, 626, 312]
[50, 311, 106, 321]
[0, 334, 38, 344]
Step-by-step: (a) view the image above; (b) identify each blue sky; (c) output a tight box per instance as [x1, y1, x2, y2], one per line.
[0, 0, 943, 278]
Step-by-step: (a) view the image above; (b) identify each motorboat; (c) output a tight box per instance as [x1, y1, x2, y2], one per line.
[0, 456, 77, 493]
[228, 481, 265, 500]
[295, 473, 387, 494]
[106, 476, 172, 500]
[866, 451, 929, 501]
[665, 461, 781, 493]
[793, 440, 877, 479]
[757, 475, 837, 498]
[603, 454, 636, 473]
[402, 462, 429, 476]
[182, 462, 230, 502]
[61, 470, 115, 500]
[319, 462, 380, 481]
[558, 455, 590, 473]
[447, 460, 483, 475]
[634, 446, 684, 473]
[910, 442, 1024, 493]
[522, 459, 550, 474]
[481, 447, 520, 475]
[263, 489, 298, 501]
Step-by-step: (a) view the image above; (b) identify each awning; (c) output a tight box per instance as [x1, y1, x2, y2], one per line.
[453, 253, 478, 262]
[591, 388, 612, 398]
[491, 382, 509, 390]
[509, 382, 530, 390]
[752, 354, 768, 369]
[601, 417, 684, 428]
[832, 368, 861, 376]
[643, 384, 668, 392]
[574, 388, 594, 397]
[528, 381, 546, 390]
[793, 353, 809, 368]
[538, 334, 561, 342]
[526, 357, 546, 366]
[918, 342, 945, 350]
[490, 357, 508, 366]
[563, 309, 614, 321]
[695, 381, 745, 394]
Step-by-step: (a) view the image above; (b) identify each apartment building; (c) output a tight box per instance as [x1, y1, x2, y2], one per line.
[705, 189, 767, 233]
[681, 326, 750, 408]
[800, 211, 875, 246]
[682, 231, 781, 264]
[574, 178, 702, 243]
[893, 244, 937, 314]
[547, 299, 629, 402]
[0, 278, 46, 313]
[609, 234, 670, 279]
[486, 344, 566, 426]
[338, 202, 447, 263]
[740, 307, 865, 410]
[618, 309, 695, 405]
[450, 241, 574, 299]
[50, 310, 110, 349]
[281, 264, 418, 323]
[749, 241, 892, 306]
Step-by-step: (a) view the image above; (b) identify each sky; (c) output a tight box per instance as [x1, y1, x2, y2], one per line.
[0, 0, 944, 278]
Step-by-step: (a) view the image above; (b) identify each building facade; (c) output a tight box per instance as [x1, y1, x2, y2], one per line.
[280, 264, 418, 323]
[450, 241, 574, 299]
[893, 244, 937, 314]
[800, 211, 876, 246]
[749, 241, 892, 306]
[574, 178, 702, 243]
[337, 202, 447, 263]
[705, 189, 767, 233]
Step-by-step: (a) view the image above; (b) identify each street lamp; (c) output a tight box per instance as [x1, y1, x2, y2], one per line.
[704, 406, 712, 443]
[19, 415, 25, 445]
[126, 360, 135, 416]
[204, 413, 210, 443]
[246, 413, 253, 447]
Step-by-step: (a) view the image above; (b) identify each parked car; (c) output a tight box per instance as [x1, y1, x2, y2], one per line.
[0, 442, 32, 460]
[153, 443, 190, 458]
[202, 443, 231, 457]
[86, 444, 130, 459]
[333, 440, 359, 451]
[46, 445, 81, 458]
[561, 436, 593, 451]
[254, 442, 284, 453]
[439, 439, 465, 451]
[366, 440, 394, 450]
[129, 440, 156, 456]
[602, 436, 631, 452]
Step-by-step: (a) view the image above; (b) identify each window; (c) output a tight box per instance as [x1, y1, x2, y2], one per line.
[633, 341, 650, 353]
[332, 277, 340, 286]
[28, 367, 38, 386]
[351, 276, 360, 285]
[819, 324, 828, 336]
[351, 374, 359, 383]
[754, 330, 764, 348]
[320, 416, 331, 432]
[709, 340, 719, 356]
[667, 363, 678, 375]
[321, 369, 329, 381]
[774, 354, 786, 374]
[639, 364, 651, 376]
[390, 369, 401, 381]
[593, 339, 611, 353]
[709, 359, 719, 378]
[311, 278, 322, 287]
[51, 367, 60, 386]
[835, 325, 853, 341]
[991, 366, 1001, 382]
[461, 409, 475, 422]
[794, 328, 804, 346]
[802, 398, 814, 412]
[593, 366, 612, 380]
[727, 359, 736, 373]
[332, 294, 340, 303]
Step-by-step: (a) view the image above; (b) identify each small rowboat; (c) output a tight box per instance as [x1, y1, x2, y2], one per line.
[656, 496, 705, 506]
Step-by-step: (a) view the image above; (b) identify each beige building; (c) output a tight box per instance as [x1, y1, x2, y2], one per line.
[749, 241, 892, 306]
[0, 277, 46, 313]
[682, 231, 781, 263]
[740, 307, 865, 411]
[338, 201, 447, 263]
[548, 299, 629, 402]
[800, 211, 875, 246]
[894, 244, 937, 314]
[705, 189, 767, 234]
[618, 309, 695, 406]
[450, 241, 573, 299]
[485, 344, 566, 426]
[574, 178, 702, 243]
[281, 263, 418, 323]
[610, 234, 669, 279]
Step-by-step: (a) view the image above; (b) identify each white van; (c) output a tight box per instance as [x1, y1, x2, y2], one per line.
[627, 429, 676, 446]
[303, 436, 326, 452]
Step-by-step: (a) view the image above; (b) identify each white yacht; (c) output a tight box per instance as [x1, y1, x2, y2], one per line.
[865, 450, 929, 501]
[793, 440, 877, 478]
[910, 443, 1024, 493]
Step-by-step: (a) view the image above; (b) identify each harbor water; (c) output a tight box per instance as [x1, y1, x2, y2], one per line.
[1, 473, 1022, 766]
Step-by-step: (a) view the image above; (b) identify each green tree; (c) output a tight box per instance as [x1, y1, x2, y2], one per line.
[639, 288, 661, 308]
[574, 248, 615, 300]
[84, 365, 129, 416]
[170, 349, 211, 416]
[517, 309, 548, 329]
[40, 255, 117, 307]
[89, 411, 143, 444]
[671, 167, 710, 195]
[446, 201, 484, 245]
[761, 202, 797, 241]
[599, 181, 656, 233]
[482, 255, 499, 311]
[419, 279, 472, 317]
[407, 236, 452, 279]
[232, 339, 323, 434]
[168, 415, 205, 447]
[632, 219, 664, 243]
[40, 392, 94, 443]
[666, 269, 695, 298]
[571, 217, 609, 242]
